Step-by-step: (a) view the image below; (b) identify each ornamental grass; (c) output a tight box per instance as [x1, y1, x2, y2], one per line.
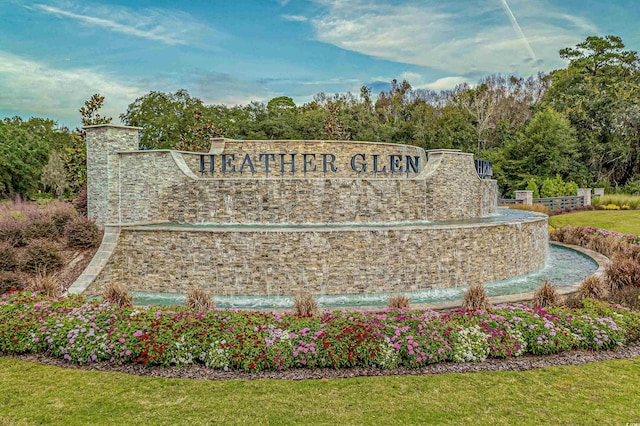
[101, 282, 134, 308]
[185, 286, 214, 311]
[294, 292, 318, 316]
[462, 284, 491, 311]
[532, 280, 559, 308]
[605, 257, 640, 291]
[27, 271, 61, 298]
[387, 295, 410, 310]
[577, 275, 608, 301]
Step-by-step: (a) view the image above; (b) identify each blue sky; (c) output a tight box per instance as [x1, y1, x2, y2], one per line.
[1, 0, 639, 128]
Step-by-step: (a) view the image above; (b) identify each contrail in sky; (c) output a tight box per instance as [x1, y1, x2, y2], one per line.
[499, 0, 537, 61]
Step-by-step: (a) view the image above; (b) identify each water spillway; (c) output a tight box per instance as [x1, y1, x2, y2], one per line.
[71, 126, 550, 304]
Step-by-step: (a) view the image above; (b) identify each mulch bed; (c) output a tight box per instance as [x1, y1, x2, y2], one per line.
[5, 343, 640, 381]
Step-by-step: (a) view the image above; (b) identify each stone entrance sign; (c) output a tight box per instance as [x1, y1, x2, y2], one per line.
[70, 125, 547, 298]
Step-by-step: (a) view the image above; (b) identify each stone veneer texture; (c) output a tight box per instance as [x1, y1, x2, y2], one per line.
[85, 217, 548, 297]
[88, 136, 498, 225]
[77, 126, 531, 298]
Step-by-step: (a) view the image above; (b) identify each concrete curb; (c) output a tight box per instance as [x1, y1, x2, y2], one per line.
[66, 226, 121, 295]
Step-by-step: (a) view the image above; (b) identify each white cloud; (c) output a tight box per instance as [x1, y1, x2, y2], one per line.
[310, 0, 599, 77]
[281, 14, 308, 22]
[0, 50, 143, 126]
[30, 2, 212, 46]
[375, 72, 468, 91]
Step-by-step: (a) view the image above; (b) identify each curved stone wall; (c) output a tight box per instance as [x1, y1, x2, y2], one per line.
[92, 145, 497, 225]
[75, 125, 538, 300]
[84, 213, 548, 297]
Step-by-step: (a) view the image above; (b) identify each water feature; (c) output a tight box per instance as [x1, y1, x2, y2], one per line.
[130, 243, 598, 309]
[76, 134, 552, 306]
[136, 207, 537, 230]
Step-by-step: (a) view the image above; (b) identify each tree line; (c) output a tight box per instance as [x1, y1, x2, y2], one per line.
[2, 35, 639, 199]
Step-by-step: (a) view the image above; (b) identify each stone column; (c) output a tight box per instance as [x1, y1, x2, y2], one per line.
[514, 190, 533, 205]
[425, 149, 498, 220]
[593, 188, 605, 197]
[85, 125, 141, 229]
[577, 188, 592, 206]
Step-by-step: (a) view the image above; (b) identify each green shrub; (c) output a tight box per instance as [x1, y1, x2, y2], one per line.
[23, 217, 58, 240]
[0, 219, 26, 247]
[21, 242, 64, 273]
[525, 178, 540, 198]
[51, 209, 76, 235]
[0, 243, 18, 271]
[65, 216, 101, 248]
[540, 174, 578, 198]
[0, 271, 22, 294]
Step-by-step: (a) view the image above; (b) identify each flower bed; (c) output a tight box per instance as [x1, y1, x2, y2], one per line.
[1, 290, 639, 372]
[582, 227, 640, 244]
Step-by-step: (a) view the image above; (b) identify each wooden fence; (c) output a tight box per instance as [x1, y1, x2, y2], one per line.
[500, 196, 584, 211]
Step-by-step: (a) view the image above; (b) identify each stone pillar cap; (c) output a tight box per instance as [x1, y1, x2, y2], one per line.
[84, 124, 142, 130]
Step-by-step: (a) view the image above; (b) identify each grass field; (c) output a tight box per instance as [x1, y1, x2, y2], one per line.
[549, 210, 640, 235]
[1, 357, 640, 425]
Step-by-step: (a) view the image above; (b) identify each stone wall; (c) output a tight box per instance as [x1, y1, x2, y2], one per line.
[85, 127, 498, 226]
[85, 125, 140, 227]
[180, 139, 427, 179]
[85, 214, 548, 297]
[75, 125, 529, 299]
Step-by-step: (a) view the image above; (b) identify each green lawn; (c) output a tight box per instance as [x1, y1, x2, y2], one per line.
[1, 357, 640, 425]
[549, 210, 640, 235]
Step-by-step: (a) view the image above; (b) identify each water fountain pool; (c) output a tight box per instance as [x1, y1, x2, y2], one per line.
[128, 242, 598, 309]
[71, 128, 586, 309]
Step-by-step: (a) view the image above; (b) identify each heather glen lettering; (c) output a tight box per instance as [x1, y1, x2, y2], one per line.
[198, 152, 420, 176]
